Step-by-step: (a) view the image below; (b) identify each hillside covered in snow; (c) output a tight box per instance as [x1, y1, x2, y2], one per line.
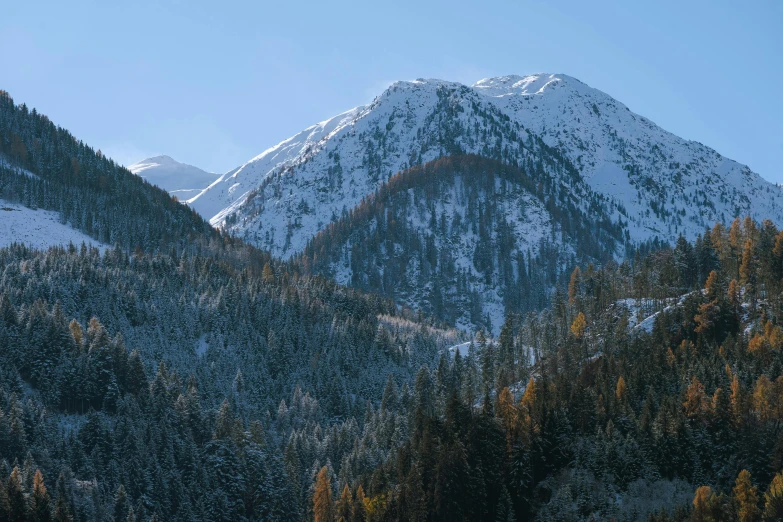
[0, 199, 107, 251]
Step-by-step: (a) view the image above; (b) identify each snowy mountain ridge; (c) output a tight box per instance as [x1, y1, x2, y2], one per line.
[188, 73, 783, 259]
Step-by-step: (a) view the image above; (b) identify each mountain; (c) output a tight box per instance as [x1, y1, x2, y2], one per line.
[189, 73, 783, 261]
[128, 155, 218, 199]
[189, 73, 783, 331]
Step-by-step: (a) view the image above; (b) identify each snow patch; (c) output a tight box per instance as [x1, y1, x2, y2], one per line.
[0, 199, 108, 251]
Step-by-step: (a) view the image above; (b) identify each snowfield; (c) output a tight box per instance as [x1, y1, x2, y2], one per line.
[0, 199, 107, 251]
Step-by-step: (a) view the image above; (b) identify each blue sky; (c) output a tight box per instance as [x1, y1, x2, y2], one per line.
[1, 0, 781, 181]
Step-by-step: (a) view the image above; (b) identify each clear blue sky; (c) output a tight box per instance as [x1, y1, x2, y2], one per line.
[2, 0, 781, 181]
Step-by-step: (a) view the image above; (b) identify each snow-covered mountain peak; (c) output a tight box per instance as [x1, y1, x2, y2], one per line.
[129, 155, 218, 197]
[187, 72, 783, 261]
[130, 154, 178, 169]
[472, 73, 568, 96]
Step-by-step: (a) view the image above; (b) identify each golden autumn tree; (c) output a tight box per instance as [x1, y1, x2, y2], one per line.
[748, 334, 772, 362]
[262, 262, 275, 283]
[763, 472, 783, 522]
[570, 312, 586, 340]
[313, 466, 335, 522]
[353, 485, 367, 522]
[692, 485, 728, 522]
[616, 375, 630, 414]
[733, 469, 760, 522]
[30, 470, 52, 522]
[731, 373, 747, 427]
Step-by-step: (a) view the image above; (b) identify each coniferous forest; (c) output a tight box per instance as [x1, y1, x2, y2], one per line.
[3, 90, 783, 522]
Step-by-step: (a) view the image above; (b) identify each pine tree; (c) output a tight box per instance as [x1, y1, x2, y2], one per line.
[352, 485, 367, 522]
[313, 466, 334, 522]
[568, 266, 582, 306]
[0, 476, 9, 522]
[336, 484, 352, 522]
[52, 473, 73, 522]
[113, 484, 129, 522]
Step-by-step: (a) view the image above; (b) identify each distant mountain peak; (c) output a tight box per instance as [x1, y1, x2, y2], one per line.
[129, 155, 218, 196]
[129, 155, 193, 173]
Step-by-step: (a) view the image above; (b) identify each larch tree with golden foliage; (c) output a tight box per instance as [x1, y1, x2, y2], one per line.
[313, 466, 335, 522]
[352, 485, 367, 522]
[570, 312, 586, 340]
[763, 472, 783, 521]
[733, 469, 760, 522]
[30, 470, 52, 522]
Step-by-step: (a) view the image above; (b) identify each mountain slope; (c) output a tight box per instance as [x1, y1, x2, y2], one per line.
[129, 154, 218, 198]
[472, 74, 783, 240]
[299, 154, 623, 332]
[189, 73, 783, 261]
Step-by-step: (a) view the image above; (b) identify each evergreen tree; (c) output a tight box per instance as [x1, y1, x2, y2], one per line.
[336, 484, 352, 522]
[113, 485, 129, 522]
[352, 485, 367, 522]
[6, 467, 26, 522]
[52, 474, 73, 522]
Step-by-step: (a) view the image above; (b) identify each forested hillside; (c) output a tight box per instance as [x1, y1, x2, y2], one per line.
[0, 241, 460, 521]
[317, 217, 783, 521]
[3, 208, 783, 520]
[0, 90, 237, 258]
[299, 154, 627, 332]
